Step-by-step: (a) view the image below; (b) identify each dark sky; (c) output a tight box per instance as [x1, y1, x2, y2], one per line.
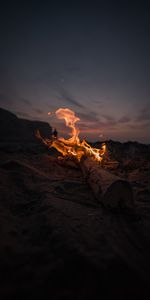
[0, 0, 150, 142]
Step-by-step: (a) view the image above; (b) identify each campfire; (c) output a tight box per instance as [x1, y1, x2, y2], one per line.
[36, 108, 106, 162]
[36, 108, 134, 211]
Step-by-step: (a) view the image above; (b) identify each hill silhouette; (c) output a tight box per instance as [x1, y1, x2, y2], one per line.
[0, 108, 52, 141]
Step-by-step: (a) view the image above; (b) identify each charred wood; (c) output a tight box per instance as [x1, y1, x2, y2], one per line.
[80, 157, 134, 211]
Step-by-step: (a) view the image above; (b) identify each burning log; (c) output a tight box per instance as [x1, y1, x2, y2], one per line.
[80, 157, 134, 211]
[36, 108, 106, 163]
[36, 107, 134, 211]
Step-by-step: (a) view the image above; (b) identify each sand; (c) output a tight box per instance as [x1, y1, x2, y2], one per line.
[0, 141, 150, 299]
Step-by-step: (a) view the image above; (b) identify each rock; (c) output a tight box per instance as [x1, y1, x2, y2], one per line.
[0, 108, 52, 142]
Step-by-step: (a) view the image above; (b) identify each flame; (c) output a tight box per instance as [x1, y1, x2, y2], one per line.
[56, 108, 80, 145]
[36, 108, 106, 162]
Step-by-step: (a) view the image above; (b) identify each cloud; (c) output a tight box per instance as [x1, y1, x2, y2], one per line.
[118, 116, 131, 123]
[21, 98, 32, 106]
[102, 114, 115, 122]
[59, 88, 85, 108]
[78, 111, 99, 123]
[93, 100, 103, 106]
[33, 108, 44, 114]
[127, 121, 150, 130]
[15, 111, 44, 121]
[93, 95, 110, 105]
[15, 111, 32, 118]
[136, 105, 150, 122]
[78, 114, 132, 134]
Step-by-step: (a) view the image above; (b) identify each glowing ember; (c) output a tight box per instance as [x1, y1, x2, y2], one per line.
[36, 108, 106, 162]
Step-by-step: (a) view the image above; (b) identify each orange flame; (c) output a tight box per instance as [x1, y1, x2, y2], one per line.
[56, 108, 80, 144]
[36, 108, 106, 162]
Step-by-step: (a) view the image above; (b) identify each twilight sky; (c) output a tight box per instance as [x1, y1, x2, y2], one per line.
[0, 1, 150, 143]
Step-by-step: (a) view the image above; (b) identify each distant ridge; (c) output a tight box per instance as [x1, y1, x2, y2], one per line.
[0, 108, 52, 141]
[93, 139, 150, 162]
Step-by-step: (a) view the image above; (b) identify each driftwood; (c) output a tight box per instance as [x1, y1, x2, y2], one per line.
[80, 157, 134, 211]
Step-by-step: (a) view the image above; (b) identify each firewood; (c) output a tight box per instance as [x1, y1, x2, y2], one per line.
[80, 157, 134, 211]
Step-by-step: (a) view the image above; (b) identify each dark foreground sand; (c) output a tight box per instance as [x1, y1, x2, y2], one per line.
[0, 142, 150, 299]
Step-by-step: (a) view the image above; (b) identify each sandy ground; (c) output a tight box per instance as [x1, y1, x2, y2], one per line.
[0, 142, 150, 299]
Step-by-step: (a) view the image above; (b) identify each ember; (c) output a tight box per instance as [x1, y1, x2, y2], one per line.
[36, 108, 106, 162]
